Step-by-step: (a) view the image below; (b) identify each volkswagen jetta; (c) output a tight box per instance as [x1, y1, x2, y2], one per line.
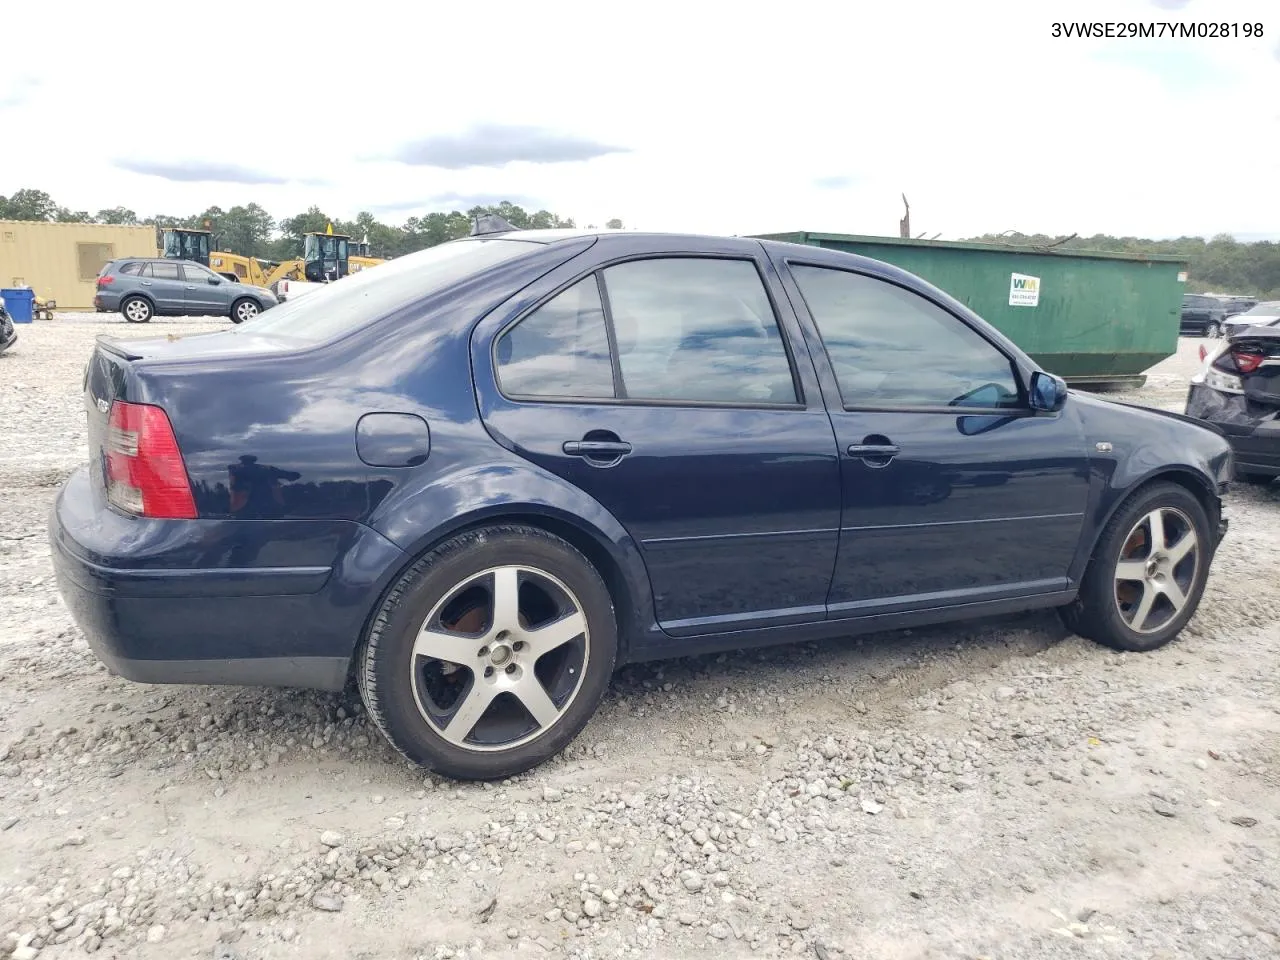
[51, 228, 1232, 780]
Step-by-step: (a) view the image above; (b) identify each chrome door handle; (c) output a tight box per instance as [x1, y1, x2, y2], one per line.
[563, 440, 633, 457]
[847, 444, 900, 456]
[141, 281, 152, 286]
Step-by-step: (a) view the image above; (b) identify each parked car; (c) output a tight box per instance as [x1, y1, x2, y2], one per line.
[1180, 294, 1228, 337]
[1222, 297, 1258, 319]
[1187, 324, 1280, 483]
[1220, 300, 1280, 340]
[0, 295, 17, 354]
[93, 258, 277, 324]
[51, 230, 1232, 780]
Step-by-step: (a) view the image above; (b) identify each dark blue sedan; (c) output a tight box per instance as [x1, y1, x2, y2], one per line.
[50, 227, 1232, 780]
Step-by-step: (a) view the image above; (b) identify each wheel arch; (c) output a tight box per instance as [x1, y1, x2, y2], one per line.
[349, 504, 654, 685]
[1084, 466, 1221, 568]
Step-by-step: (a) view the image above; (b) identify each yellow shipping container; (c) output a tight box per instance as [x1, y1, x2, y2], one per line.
[0, 220, 158, 311]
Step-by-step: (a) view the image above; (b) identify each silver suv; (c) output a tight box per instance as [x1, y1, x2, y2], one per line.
[93, 258, 277, 324]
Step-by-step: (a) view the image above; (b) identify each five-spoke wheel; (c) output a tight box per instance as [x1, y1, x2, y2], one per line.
[410, 565, 590, 750]
[1113, 507, 1199, 635]
[1061, 482, 1213, 652]
[360, 525, 616, 780]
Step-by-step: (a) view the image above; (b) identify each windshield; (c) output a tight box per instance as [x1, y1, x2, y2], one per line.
[163, 231, 210, 261]
[304, 235, 347, 261]
[243, 238, 540, 343]
[1241, 301, 1280, 316]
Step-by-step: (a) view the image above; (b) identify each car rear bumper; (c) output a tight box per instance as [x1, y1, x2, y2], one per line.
[1186, 383, 1280, 474]
[49, 466, 408, 691]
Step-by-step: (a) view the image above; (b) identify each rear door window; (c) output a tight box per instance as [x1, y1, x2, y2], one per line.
[600, 257, 798, 404]
[149, 262, 181, 280]
[495, 278, 615, 398]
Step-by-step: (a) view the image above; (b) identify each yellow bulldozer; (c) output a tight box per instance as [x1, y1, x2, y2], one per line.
[159, 225, 385, 293]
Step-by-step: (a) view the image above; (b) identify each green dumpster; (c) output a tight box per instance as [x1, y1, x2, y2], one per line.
[752, 231, 1188, 387]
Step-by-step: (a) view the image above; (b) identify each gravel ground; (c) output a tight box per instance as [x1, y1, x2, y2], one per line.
[1, 317, 1278, 960]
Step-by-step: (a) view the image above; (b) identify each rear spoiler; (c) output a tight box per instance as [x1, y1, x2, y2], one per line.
[95, 335, 143, 361]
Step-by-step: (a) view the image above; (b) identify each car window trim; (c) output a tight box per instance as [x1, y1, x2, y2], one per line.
[782, 258, 1032, 414]
[492, 252, 808, 410]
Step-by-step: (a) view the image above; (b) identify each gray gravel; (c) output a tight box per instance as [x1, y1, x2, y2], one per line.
[1, 319, 1278, 959]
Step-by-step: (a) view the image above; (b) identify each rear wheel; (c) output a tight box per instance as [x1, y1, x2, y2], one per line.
[121, 296, 152, 323]
[1060, 483, 1211, 652]
[231, 298, 259, 324]
[1205, 321, 1221, 339]
[360, 525, 617, 780]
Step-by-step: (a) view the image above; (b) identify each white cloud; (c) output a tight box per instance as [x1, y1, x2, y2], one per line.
[1, 0, 1275, 239]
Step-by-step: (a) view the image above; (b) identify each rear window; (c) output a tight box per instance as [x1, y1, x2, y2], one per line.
[118, 262, 144, 276]
[242, 239, 539, 343]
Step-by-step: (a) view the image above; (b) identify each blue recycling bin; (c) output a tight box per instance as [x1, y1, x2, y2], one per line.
[1, 287, 35, 323]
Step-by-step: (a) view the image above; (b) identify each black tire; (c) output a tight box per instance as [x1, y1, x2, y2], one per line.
[360, 524, 617, 780]
[1059, 482, 1212, 652]
[230, 298, 260, 325]
[1205, 322, 1221, 339]
[121, 296, 153, 323]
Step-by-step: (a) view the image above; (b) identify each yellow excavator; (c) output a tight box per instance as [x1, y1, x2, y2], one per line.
[159, 225, 385, 294]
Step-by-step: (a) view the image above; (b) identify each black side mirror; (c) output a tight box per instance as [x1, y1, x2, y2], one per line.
[208, 276, 221, 285]
[1029, 371, 1068, 412]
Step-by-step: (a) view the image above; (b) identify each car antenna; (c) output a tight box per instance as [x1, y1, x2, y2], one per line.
[470, 214, 519, 237]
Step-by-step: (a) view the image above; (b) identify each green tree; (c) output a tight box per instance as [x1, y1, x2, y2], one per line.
[215, 203, 275, 258]
[96, 206, 139, 225]
[0, 188, 59, 221]
[605, 218, 623, 229]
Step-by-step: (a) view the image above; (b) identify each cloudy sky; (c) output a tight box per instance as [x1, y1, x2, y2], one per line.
[2, 0, 1276, 240]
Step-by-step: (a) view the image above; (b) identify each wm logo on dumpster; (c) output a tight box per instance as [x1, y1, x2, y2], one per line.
[1009, 273, 1041, 307]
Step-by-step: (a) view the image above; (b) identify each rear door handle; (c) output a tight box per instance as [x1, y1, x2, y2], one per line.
[847, 444, 900, 456]
[563, 440, 633, 457]
[141, 281, 152, 286]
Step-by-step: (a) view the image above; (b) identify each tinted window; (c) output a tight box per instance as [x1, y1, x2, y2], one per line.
[496, 278, 614, 398]
[245, 238, 538, 343]
[181, 263, 214, 282]
[149, 262, 181, 280]
[601, 258, 797, 404]
[791, 265, 1021, 409]
[118, 262, 143, 276]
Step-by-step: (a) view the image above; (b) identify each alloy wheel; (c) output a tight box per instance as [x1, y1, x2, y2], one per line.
[236, 301, 259, 322]
[409, 565, 589, 751]
[1113, 506, 1200, 634]
[125, 300, 150, 322]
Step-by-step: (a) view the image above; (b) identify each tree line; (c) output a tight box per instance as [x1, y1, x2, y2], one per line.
[3, 187, 1275, 297]
[0, 188, 621, 264]
[967, 232, 1280, 300]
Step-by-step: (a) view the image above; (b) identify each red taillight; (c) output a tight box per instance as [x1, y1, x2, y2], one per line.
[96, 275, 114, 287]
[1232, 351, 1264, 374]
[104, 401, 196, 519]
[1198, 344, 1207, 363]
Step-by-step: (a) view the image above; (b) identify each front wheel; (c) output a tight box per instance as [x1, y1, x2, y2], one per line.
[1059, 482, 1212, 652]
[360, 525, 617, 780]
[1205, 322, 1221, 339]
[231, 298, 260, 324]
